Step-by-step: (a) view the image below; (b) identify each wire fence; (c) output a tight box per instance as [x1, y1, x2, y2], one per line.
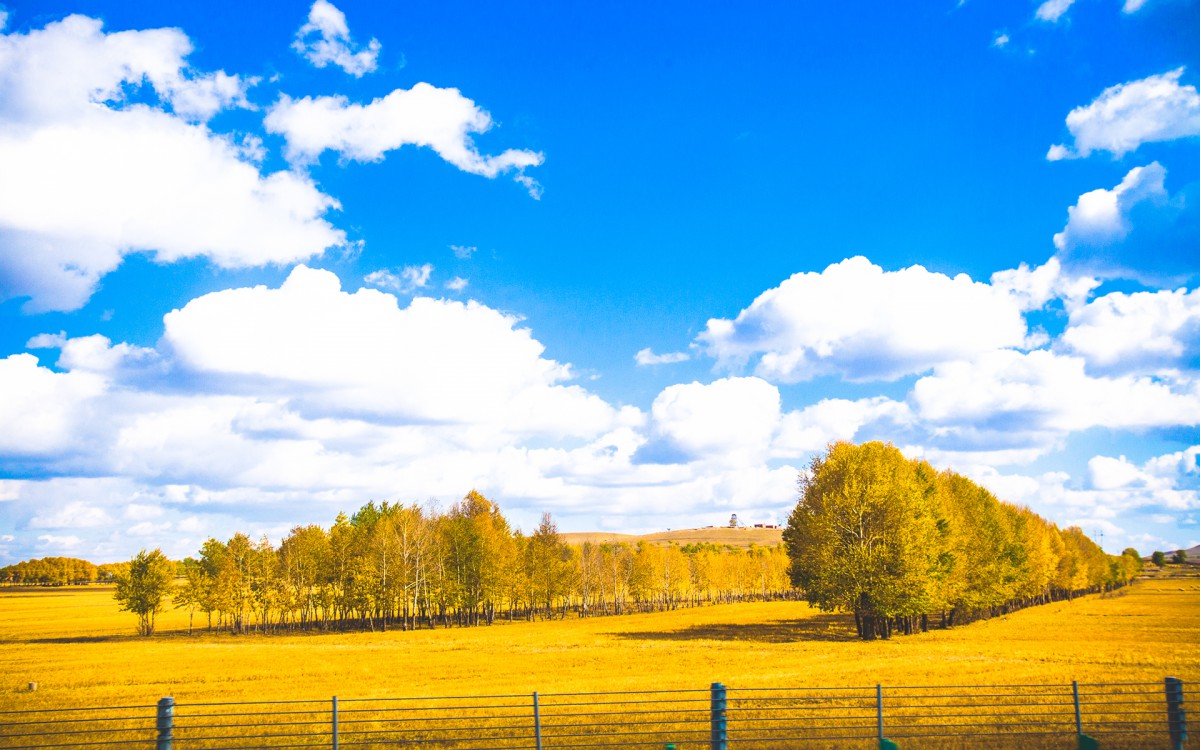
[0, 678, 1189, 749]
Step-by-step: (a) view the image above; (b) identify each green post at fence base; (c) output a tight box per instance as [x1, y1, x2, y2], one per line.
[879, 739, 899, 750]
[332, 695, 338, 750]
[1166, 676, 1187, 750]
[155, 696, 174, 750]
[710, 682, 728, 750]
[1077, 733, 1100, 750]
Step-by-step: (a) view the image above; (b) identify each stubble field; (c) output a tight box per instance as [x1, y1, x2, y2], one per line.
[1, 570, 1197, 713]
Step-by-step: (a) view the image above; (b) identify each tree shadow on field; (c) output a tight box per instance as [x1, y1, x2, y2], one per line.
[25, 635, 128, 644]
[610, 615, 858, 644]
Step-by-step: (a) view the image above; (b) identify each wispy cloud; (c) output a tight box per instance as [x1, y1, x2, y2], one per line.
[292, 0, 381, 77]
[265, 84, 545, 197]
[1035, 0, 1075, 23]
[635, 348, 690, 366]
[364, 263, 433, 293]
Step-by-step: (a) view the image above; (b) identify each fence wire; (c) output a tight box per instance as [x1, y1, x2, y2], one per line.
[0, 679, 1189, 750]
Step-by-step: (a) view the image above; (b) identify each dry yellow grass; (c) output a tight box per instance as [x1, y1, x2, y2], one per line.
[0, 570, 1196, 715]
[562, 526, 783, 549]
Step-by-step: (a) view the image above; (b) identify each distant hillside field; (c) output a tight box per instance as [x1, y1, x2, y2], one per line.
[562, 526, 784, 549]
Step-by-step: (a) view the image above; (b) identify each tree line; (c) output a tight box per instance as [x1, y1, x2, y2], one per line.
[148, 491, 793, 635]
[0, 556, 125, 585]
[784, 441, 1144, 640]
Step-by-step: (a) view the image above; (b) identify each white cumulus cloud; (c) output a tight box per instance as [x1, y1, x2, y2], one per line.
[1053, 163, 1168, 252]
[30, 501, 113, 529]
[774, 397, 911, 456]
[162, 265, 617, 436]
[1051, 163, 1197, 282]
[697, 256, 1038, 383]
[1061, 286, 1200, 372]
[293, 0, 380, 77]
[1048, 68, 1200, 160]
[0, 353, 106, 456]
[37, 534, 82, 551]
[264, 84, 544, 196]
[0, 15, 344, 312]
[912, 349, 1200, 434]
[639, 377, 781, 466]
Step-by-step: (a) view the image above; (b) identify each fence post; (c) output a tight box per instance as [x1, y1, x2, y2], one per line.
[332, 695, 338, 750]
[155, 696, 174, 750]
[1166, 677, 1187, 750]
[1080, 676, 1089, 739]
[875, 685, 898, 750]
[710, 682, 727, 750]
[533, 691, 543, 750]
[1072, 681, 1099, 750]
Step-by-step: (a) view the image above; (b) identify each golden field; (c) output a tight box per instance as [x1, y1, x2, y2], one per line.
[0, 569, 1197, 714]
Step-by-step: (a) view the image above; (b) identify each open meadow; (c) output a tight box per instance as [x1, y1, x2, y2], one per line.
[1, 569, 1197, 712]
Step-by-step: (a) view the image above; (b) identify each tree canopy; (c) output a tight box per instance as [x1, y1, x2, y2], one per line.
[784, 442, 1138, 640]
[113, 548, 176, 636]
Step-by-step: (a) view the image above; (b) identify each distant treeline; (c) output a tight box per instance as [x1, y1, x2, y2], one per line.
[785, 442, 1143, 640]
[171, 492, 793, 634]
[0, 557, 125, 585]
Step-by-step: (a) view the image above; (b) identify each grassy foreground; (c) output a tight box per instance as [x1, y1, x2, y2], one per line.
[1, 570, 1196, 712]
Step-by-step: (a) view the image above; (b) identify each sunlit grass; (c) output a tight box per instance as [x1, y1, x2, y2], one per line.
[1, 570, 1196, 714]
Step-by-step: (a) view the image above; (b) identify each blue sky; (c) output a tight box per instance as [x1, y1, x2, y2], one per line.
[0, 0, 1198, 563]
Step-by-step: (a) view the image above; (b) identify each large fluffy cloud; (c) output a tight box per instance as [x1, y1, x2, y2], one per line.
[1050, 163, 1198, 282]
[264, 84, 544, 196]
[0, 353, 106, 456]
[162, 266, 618, 437]
[1053, 163, 1168, 252]
[1061, 287, 1200, 372]
[912, 349, 1200, 433]
[0, 15, 345, 312]
[697, 256, 1038, 383]
[1048, 68, 1200, 160]
[637, 377, 782, 466]
[774, 397, 912, 455]
[981, 446, 1200, 542]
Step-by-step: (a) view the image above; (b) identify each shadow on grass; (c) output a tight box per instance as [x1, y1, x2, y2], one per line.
[610, 614, 859, 643]
[25, 634, 134, 644]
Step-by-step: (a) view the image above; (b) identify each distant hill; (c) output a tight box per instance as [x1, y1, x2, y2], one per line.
[1142, 544, 1200, 564]
[561, 526, 784, 549]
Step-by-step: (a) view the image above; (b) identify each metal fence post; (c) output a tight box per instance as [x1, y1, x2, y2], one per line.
[1072, 681, 1100, 750]
[155, 696, 174, 750]
[876, 684, 884, 742]
[710, 682, 727, 750]
[332, 695, 339, 750]
[875, 685, 899, 750]
[1167, 677, 1187, 750]
[533, 691, 543, 750]
[1080, 676, 1089, 739]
